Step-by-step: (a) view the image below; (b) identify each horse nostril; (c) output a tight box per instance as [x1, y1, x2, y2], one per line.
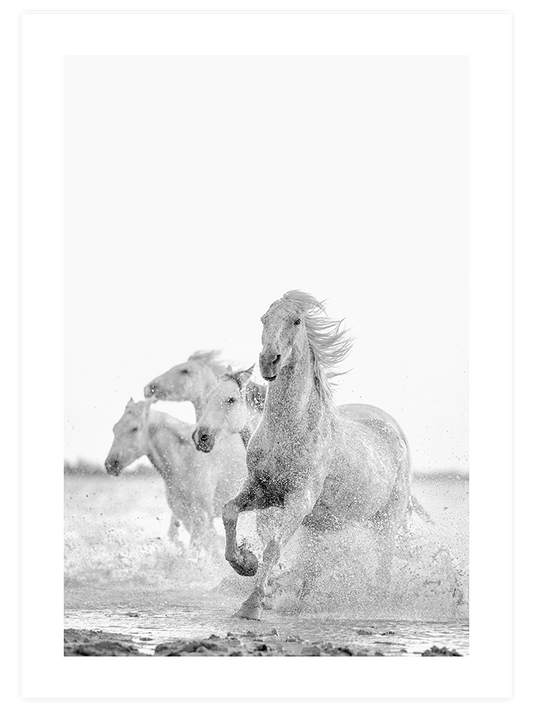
[272, 354, 281, 366]
[200, 433, 209, 443]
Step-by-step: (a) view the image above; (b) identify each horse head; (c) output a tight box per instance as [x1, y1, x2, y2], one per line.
[104, 398, 152, 475]
[259, 294, 309, 381]
[192, 366, 254, 453]
[260, 291, 352, 399]
[144, 351, 223, 407]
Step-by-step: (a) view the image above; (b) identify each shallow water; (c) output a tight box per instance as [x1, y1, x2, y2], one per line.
[64, 471, 469, 656]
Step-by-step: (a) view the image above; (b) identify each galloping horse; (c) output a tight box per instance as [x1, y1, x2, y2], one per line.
[144, 351, 228, 420]
[222, 291, 412, 619]
[104, 398, 245, 554]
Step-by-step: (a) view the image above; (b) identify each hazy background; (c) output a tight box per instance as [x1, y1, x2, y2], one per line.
[65, 56, 468, 472]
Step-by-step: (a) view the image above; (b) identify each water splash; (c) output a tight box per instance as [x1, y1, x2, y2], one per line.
[65, 473, 468, 622]
[265, 522, 468, 621]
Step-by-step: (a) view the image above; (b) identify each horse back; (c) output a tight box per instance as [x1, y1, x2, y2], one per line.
[301, 413, 411, 530]
[338, 403, 409, 444]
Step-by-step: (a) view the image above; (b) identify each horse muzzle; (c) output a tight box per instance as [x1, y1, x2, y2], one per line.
[144, 381, 162, 399]
[105, 458, 122, 476]
[192, 426, 215, 453]
[259, 351, 281, 381]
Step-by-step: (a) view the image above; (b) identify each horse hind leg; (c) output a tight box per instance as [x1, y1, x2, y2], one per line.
[371, 484, 411, 591]
[294, 528, 322, 605]
[376, 443, 412, 581]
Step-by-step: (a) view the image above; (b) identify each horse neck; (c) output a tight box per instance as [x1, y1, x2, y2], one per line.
[190, 397, 205, 421]
[264, 341, 322, 428]
[247, 406, 263, 432]
[244, 381, 266, 431]
[190, 367, 219, 420]
[144, 410, 185, 476]
[238, 404, 262, 448]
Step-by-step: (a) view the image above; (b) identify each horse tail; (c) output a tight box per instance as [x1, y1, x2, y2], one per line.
[410, 495, 434, 525]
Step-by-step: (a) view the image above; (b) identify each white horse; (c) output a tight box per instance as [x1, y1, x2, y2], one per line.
[144, 350, 228, 420]
[104, 398, 245, 554]
[192, 366, 265, 452]
[144, 352, 274, 562]
[222, 291, 413, 619]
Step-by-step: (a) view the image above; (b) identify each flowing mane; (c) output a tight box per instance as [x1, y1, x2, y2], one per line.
[282, 290, 353, 403]
[188, 350, 227, 377]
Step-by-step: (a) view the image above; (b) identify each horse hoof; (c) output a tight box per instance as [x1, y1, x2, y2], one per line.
[228, 548, 258, 577]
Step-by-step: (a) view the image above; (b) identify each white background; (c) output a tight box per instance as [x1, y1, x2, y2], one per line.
[65, 54, 468, 472]
[22, 13, 511, 698]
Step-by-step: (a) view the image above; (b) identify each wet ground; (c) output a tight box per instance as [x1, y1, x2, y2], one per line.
[64, 471, 469, 656]
[64, 626, 463, 657]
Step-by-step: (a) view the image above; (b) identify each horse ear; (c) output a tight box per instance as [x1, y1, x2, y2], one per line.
[125, 397, 135, 411]
[226, 365, 233, 374]
[235, 366, 254, 388]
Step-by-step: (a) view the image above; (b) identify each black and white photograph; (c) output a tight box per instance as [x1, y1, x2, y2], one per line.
[19, 9, 513, 701]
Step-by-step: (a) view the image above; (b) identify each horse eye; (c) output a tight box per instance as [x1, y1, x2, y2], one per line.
[294, 318, 301, 326]
[131, 427, 139, 433]
[181, 369, 189, 374]
[227, 397, 236, 405]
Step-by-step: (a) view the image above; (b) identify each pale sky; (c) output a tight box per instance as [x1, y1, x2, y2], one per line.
[65, 56, 468, 472]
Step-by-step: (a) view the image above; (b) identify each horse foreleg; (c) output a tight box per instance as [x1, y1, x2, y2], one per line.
[237, 493, 315, 621]
[222, 482, 262, 577]
[167, 512, 185, 555]
[256, 508, 282, 548]
[167, 513, 178, 535]
[187, 506, 218, 559]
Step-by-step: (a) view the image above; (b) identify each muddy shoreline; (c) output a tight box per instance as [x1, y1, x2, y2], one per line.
[64, 628, 462, 657]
